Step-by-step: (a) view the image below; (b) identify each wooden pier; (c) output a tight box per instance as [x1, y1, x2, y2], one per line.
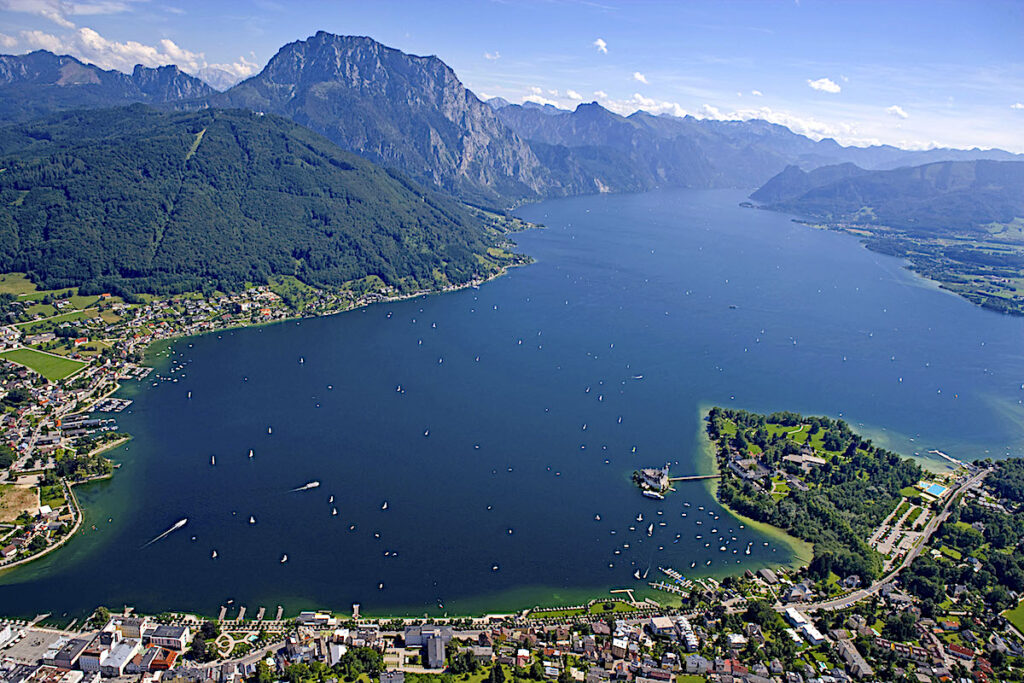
[668, 474, 721, 482]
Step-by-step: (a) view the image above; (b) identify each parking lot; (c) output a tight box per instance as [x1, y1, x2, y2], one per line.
[0, 628, 63, 663]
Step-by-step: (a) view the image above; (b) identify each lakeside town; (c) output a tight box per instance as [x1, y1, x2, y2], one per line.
[2, 382, 1024, 682]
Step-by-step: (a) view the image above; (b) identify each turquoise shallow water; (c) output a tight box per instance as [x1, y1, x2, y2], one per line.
[2, 189, 1022, 620]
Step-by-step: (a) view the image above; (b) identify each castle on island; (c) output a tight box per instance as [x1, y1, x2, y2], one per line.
[635, 463, 670, 499]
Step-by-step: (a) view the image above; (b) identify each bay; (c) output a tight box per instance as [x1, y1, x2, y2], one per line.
[2, 189, 1022, 619]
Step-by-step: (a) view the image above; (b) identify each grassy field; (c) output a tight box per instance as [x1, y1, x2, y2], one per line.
[1004, 600, 1024, 634]
[0, 348, 87, 380]
[38, 484, 67, 510]
[0, 273, 38, 296]
[15, 309, 96, 334]
[0, 484, 37, 523]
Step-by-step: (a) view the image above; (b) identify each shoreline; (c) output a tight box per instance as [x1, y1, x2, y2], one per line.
[694, 404, 814, 571]
[0, 260, 527, 588]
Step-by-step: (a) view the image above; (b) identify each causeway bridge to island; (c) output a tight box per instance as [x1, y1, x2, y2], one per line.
[668, 474, 721, 482]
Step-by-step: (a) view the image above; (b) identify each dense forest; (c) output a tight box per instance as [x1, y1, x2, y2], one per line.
[707, 407, 923, 580]
[0, 105, 508, 296]
[987, 458, 1024, 504]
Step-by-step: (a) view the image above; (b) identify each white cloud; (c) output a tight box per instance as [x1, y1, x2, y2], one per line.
[602, 92, 689, 118]
[1012, 103, 1024, 110]
[886, 105, 909, 119]
[547, 89, 558, 96]
[593, 90, 608, 99]
[566, 89, 582, 100]
[807, 77, 841, 93]
[751, 89, 762, 97]
[0, 32, 17, 48]
[523, 93, 559, 107]
[593, 37, 607, 54]
[17, 25, 261, 86]
[632, 71, 648, 84]
[529, 86, 543, 95]
[20, 29, 64, 52]
[483, 51, 500, 60]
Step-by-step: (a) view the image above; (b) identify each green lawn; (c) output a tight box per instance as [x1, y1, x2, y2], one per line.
[900, 485, 922, 500]
[1004, 600, 1024, 634]
[677, 676, 707, 683]
[0, 272, 38, 296]
[587, 600, 639, 615]
[38, 484, 67, 510]
[0, 348, 87, 380]
[938, 545, 962, 561]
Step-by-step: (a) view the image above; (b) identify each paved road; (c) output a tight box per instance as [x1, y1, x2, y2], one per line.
[796, 468, 990, 613]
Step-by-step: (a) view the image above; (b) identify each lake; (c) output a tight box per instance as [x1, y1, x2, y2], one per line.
[2, 189, 1022, 620]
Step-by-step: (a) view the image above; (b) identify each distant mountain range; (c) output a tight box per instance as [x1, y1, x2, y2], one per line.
[0, 50, 215, 122]
[750, 160, 1024, 233]
[0, 107, 504, 295]
[2, 34, 1021, 207]
[0, 33, 1022, 300]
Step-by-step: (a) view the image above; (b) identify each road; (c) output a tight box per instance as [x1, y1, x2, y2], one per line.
[796, 467, 990, 613]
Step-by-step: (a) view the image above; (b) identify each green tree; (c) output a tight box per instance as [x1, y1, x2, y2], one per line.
[253, 661, 274, 683]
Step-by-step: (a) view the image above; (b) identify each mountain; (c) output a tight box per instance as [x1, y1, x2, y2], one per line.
[749, 162, 869, 204]
[494, 101, 1024, 192]
[750, 160, 1024, 233]
[4, 39, 1022, 206]
[0, 50, 215, 122]
[196, 66, 237, 91]
[207, 32, 552, 205]
[0, 106, 509, 295]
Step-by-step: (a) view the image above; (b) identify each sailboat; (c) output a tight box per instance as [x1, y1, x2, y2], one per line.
[382, 501, 388, 510]
[212, 550, 218, 559]
[647, 524, 654, 536]
[267, 426, 272, 434]
[332, 508, 338, 516]
[248, 449, 254, 459]
[328, 495, 334, 504]
[636, 513, 643, 522]
[211, 455, 216, 466]
[280, 554, 288, 563]
[634, 569, 642, 580]
[249, 516, 256, 525]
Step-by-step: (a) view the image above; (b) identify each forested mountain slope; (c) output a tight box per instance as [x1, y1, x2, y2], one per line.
[0, 106, 505, 295]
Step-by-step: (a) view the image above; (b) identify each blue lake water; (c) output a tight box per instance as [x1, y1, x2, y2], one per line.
[1, 189, 1022, 619]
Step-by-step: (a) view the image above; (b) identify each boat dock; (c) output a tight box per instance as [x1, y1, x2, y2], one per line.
[256, 607, 266, 621]
[660, 566, 684, 582]
[649, 581, 688, 596]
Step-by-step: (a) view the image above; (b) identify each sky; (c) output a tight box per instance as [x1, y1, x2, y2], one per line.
[1, 0, 1022, 152]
